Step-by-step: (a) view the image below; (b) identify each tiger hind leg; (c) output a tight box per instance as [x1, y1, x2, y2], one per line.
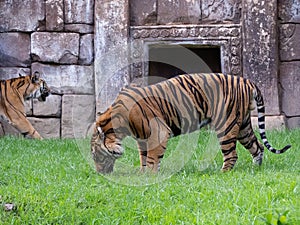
[238, 117, 264, 166]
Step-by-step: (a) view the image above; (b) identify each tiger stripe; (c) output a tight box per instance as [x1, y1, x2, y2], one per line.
[91, 73, 291, 173]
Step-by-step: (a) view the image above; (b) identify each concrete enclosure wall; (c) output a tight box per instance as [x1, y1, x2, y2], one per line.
[0, 0, 299, 138]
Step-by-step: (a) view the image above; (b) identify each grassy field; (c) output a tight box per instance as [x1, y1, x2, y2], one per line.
[0, 129, 299, 224]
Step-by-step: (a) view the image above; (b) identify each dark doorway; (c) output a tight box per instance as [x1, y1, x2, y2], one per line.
[148, 45, 221, 84]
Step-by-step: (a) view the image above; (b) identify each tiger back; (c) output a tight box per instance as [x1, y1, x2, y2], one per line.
[0, 73, 50, 139]
[91, 73, 291, 173]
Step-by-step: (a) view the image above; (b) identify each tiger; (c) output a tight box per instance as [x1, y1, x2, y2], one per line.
[0, 72, 50, 139]
[91, 73, 291, 173]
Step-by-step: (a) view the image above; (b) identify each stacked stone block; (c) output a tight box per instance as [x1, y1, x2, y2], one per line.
[279, 0, 300, 128]
[0, 0, 95, 138]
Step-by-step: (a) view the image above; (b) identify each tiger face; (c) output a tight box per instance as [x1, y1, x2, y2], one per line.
[23, 72, 50, 102]
[91, 108, 124, 173]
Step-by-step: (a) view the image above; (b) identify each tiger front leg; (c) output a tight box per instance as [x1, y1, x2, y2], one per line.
[138, 142, 147, 172]
[142, 119, 170, 173]
[11, 116, 42, 139]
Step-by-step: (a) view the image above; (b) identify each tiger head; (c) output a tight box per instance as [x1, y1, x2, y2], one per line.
[91, 107, 124, 174]
[23, 72, 50, 102]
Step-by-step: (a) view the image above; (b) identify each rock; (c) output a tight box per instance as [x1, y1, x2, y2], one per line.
[0, 68, 30, 79]
[79, 34, 94, 65]
[278, 0, 300, 23]
[280, 24, 300, 61]
[61, 95, 95, 138]
[32, 63, 94, 95]
[130, 0, 157, 25]
[251, 116, 286, 130]
[28, 118, 61, 138]
[64, 0, 94, 24]
[157, 0, 201, 24]
[201, 0, 242, 24]
[280, 61, 300, 117]
[286, 117, 300, 129]
[46, 0, 64, 31]
[0, 0, 45, 32]
[0, 33, 31, 67]
[64, 24, 94, 33]
[33, 94, 62, 117]
[242, 0, 280, 115]
[31, 32, 79, 64]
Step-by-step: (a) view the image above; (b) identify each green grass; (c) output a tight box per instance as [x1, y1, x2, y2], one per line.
[0, 129, 299, 224]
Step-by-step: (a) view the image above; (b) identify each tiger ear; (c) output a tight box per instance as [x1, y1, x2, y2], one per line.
[31, 71, 40, 83]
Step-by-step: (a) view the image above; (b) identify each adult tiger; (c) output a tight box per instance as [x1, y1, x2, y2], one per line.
[0, 72, 50, 139]
[91, 73, 291, 173]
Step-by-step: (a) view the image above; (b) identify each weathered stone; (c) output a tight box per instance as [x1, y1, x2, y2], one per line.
[280, 24, 300, 61]
[158, 0, 201, 24]
[0, 33, 31, 67]
[25, 100, 33, 116]
[28, 118, 61, 138]
[278, 0, 300, 23]
[32, 63, 94, 95]
[95, 0, 130, 112]
[242, 0, 279, 115]
[251, 116, 286, 130]
[79, 34, 94, 65]
[65, 0, 94, 24]
[33, 94, 62, 117]
[286, 117, 300, 129]
[0, 120, 20, 138]
[61, 95, 95, 138]
[201, 0, 242, 24]
[46, 0, 64, 31]
[64, 24, 94, 33]
[0, 68, 30, 80]
[31, 32, 79, 64]
[280, 62, 300, 117]
[0, 0, 45, 32]
[130, 0, 157, 25]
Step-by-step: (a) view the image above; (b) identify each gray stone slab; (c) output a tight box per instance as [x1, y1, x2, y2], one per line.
[46, 0, 64, 31]
[0, 33, 31, 67]
[0, 68, 30, 80]
[0, 0, 45, 32]
[286, 117, 300, 129]
[278, 0, 300, 23]
[61, 95, 95, 138]
[28, 118, 61, 139]
[280, 24, 300, 61]
[242, 0, 280, 115]
[64, 24, 94, 33]
[94, 0, 130, 112]
[130, 0, 157, 25]
[157, 0, 201, 24]
[32, 63, 94, 95]
[201, 0, 242, 24]
[31, 32, 79, 64]
[79, 34, 94, 65]
[280, 61, 300, 117]
[33, 94, 62, 117]
[64, 0, 94, 24]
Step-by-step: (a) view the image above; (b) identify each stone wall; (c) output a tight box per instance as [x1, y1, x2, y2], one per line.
[0, 0, 300, 139]
[278, 0, 300, 128]
[0, 0, 95, 138]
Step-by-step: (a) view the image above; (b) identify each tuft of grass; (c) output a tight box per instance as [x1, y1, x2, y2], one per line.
[0, 129, 299, 224]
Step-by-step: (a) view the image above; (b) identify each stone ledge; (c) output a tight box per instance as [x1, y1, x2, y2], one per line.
[251, 116, 286, 130]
